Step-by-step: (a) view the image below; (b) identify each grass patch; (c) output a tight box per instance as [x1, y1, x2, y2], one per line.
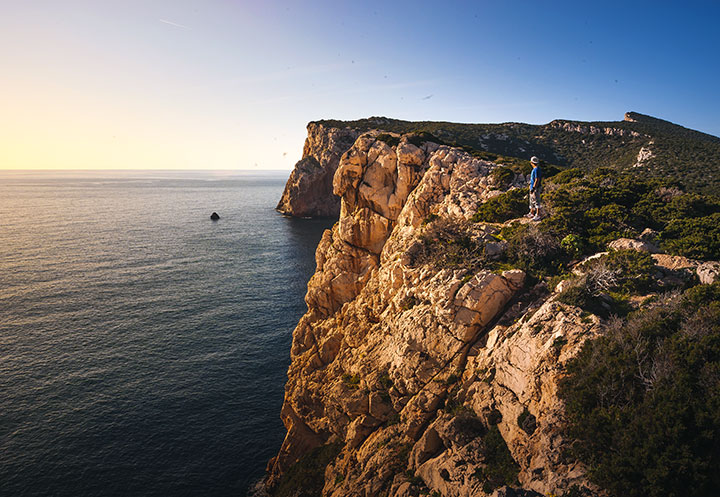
[342, 373, 361, 389]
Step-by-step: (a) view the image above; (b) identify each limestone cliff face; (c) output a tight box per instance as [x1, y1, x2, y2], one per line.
[276, 123, 360, 218]
[268, 132, 600, 496]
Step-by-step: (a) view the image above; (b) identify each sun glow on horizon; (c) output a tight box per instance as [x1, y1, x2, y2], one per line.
[2, 1, 719, 171]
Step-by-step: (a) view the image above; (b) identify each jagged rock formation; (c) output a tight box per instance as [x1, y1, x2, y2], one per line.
[276, 123, 359, 218]
[266, 132, 609, 496]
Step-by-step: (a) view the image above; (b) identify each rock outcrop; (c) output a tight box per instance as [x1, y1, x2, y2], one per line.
[607, 237, 659, 253]
[266, 131, 610, 496]
[276, 123, 360, 218]
[697, 261, 720, 284]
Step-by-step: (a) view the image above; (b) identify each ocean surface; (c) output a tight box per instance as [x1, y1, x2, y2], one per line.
[0, 170, 334, 497]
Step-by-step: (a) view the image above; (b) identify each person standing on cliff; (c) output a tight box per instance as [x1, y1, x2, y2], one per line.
[527, 156, 542, 221]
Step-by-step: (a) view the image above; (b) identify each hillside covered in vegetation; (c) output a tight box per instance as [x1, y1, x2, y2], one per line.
[315, 112, 720, 195]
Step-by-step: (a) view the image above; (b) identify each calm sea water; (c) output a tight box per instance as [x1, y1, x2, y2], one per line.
[0, 170, 333, 497]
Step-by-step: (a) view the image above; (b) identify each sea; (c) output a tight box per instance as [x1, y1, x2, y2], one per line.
[0, 170, 334, 497]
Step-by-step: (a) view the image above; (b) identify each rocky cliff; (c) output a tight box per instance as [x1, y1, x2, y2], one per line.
[265, 130, 616, 497]
[276, 123, 359, 218]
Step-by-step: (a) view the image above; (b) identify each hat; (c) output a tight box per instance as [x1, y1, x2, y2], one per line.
[530, 156, 540, 165]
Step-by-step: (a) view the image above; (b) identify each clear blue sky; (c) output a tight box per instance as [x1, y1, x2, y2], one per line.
[1, 0, 718, 170]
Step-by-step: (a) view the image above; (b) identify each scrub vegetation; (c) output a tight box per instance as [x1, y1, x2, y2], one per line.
[317, 111, 720, 194]
[559, 284, 720, 497]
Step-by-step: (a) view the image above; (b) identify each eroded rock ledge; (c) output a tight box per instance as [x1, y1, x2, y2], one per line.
[267, 131, 601, 497]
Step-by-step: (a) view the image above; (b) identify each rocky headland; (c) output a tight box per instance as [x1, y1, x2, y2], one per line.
[277, 113, 720, 219]
[276, 123, 359, 218]
[265, 118, 720, 497]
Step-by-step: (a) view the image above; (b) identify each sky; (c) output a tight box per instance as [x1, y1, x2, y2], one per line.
[1, 0, 719, 170]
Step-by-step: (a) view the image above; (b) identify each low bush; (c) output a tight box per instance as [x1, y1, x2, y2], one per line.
[660, 212, 720, 260]
[409, 216, 485, 270]
[406, 131, 443, 148]
[551, 167, 585, 185]
[541, 168, 720, 258]
[559, 284, 720, 497]
[272, 443, 343, 497]
[599, 249, 656, 294]
[472, 188, 527, 223]
[556, 285, 624, 318]
[376, 133, 400, 147]
[474, 426, 520, 493]
[342, 373, 361, 389]
[498, 223, 564, 276]
[560, 234, 584, 259]
[489, 166, 515, 189]
[556, 250, 654, 316]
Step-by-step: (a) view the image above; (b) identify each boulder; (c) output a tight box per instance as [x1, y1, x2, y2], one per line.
[210, 212, 220, 220]
[608, 237, 659, 253]
[639, 228, 660, 242]
[485, 241, 507, 259]
[652, 254, 699, 271]
[697, 261, 720, 284]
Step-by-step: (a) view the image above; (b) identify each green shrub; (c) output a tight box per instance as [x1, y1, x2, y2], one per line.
[561, 234, 585, 258]
[378, 372, 393, 390]
[584, 203, 633, 247]
[272, 442, 343, 497]
[446, 373, 460, 384]
[376, 133, 400, 147]
[400, 295, 419, 310]
[552, 168, 585, 184]
[498, 223, 564, 276]
[556, 285, 616, 318]
[559, 284, 720, 497]
[556, 282, 631, 318]
[556, 250, 653, 316]
[476, 426, 520, 493]
[601, 249, 656, 294]
[660, 212, 720, 259]
[421, 213, 440, 226]
[542, 169, 720, 258]
[490, 166, 515, 189]
[408, 216, 485, 270]
[406, 131, 443, 147]
[472, 188, 527, 223]
[342, 373, 361, 389]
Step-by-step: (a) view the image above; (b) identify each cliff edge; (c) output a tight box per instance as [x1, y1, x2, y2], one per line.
[267, 132, 601, 496]
[276, 123, 359, 218]
[267, 120, 720, 497]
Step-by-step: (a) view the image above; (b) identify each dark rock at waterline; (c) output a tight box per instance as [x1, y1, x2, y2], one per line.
[210, 212, 220, 221]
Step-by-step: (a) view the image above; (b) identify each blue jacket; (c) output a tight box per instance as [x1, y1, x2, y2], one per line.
[530, 166, 541, 191]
